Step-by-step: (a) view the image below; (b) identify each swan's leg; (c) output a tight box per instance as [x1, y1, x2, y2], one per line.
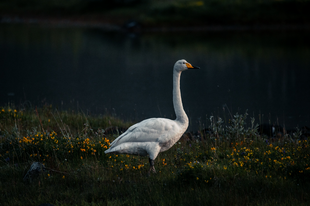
[146, 144, 160, 175]
[148, 158, 156, 174]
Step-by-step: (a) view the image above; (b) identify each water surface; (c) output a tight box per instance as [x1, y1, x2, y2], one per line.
[1, 24, 310, 131]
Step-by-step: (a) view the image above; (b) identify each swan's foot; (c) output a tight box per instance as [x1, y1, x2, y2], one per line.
[148, 158, 156, 175]
[149, 166, 156, 173]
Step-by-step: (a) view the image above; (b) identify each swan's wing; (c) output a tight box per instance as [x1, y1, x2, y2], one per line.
[108, 118, 178, 149]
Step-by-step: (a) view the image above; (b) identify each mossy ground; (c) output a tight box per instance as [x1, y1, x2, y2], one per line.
[0, 105, 309, 205]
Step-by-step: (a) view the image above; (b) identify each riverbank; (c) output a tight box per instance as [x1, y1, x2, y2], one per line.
[1, 0, 310, 32]
[1, 105, 309, 205]
[2, 14, 310, 32]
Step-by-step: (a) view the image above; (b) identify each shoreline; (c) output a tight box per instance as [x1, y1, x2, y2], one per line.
[1, 14, 310, 32]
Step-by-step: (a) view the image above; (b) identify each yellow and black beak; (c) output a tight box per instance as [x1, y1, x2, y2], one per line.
[186, 62, 200, 69]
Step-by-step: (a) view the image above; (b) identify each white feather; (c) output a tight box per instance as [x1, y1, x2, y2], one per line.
[105, 118, 186, 159]
[104, 59, 199, 172]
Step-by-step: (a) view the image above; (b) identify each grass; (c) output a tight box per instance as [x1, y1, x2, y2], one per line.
[0, 105, 310, 205]
[1, 0, 310, 27]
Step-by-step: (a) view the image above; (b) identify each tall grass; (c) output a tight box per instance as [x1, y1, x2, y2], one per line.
[0, 105, 309, 205]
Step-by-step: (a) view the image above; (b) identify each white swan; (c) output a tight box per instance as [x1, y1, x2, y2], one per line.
[104, 59, 200, 173]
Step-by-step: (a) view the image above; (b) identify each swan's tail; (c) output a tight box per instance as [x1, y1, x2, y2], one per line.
[104, 148, 112, 154]
[104, 142, 149, 156]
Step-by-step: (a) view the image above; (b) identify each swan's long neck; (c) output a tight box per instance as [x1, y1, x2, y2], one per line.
[173, 70, 189, 127]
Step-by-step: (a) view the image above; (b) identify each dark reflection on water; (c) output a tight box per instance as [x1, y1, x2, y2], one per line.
[1, 24, 310, 131]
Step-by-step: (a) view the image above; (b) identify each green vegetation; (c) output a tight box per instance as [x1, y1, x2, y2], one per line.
[1, 0, 310, 26]
[1, 105, 309, 205]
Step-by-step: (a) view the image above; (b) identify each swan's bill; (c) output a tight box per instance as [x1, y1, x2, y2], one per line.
[186, 62, 200, 69]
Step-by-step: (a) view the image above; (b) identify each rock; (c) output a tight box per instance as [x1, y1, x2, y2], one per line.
[258, 124, 283, 138]
[301, 126, 310, 140]
[123, 20, 141, 33]
[23, 162, 46, 183]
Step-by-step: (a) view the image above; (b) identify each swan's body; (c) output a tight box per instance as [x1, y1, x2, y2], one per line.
[105, 59, 199, 173]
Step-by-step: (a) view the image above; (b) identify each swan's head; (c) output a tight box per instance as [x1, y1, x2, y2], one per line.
[174, 59, 200, 72]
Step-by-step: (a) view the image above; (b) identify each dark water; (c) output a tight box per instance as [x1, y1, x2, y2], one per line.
[1, 24, 310, 131]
